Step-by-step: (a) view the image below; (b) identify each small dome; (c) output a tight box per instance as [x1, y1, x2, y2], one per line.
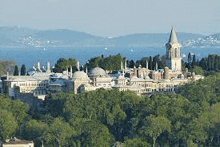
[73, 71, 88, 80]
[89, 67, 106, 77]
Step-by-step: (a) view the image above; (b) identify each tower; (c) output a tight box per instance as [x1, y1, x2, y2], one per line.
[166, 27, 182, 71]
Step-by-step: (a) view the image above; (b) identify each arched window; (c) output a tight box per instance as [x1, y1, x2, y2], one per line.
[175, 48, 178, 57]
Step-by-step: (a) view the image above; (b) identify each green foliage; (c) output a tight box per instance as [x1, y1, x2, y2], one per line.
[41, 89, 144, 145]
[11, 99, 29, 124]
[0, 95, 29, 142]
[86, 54, 124, 71]
[199, 54, 220, 71]
[191, 66, 204, 75]
[0, 109, 18, 141]
[53, 58, 77, 73]
[13, 65, 19, 76]
[0, 95, 11, 110]
[23, 119, 48, 146]
[123, 138, 149, 147]
[38, 80, 220, 146]
[0, 60, 16, 76]
[179, 76, 220, 105]
[43, 92, 69, 117]
[20, 64, 26, 75]
[69, 118, 115, 147]
[135, 55, 166, 70]
[141, 115, 171, 147]
[44, 117, 75, 147]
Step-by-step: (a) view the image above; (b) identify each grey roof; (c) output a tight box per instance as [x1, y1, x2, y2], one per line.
[89, 67, 107, 77]
[49, 78, 66, 86]
[73, 71, 88, 80]
[6, 76, 49, 82]
[168, 27, 178, 44]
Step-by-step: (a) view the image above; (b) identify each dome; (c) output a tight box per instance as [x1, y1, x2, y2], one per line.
[73, 71, 88, 80]
[89, 67, 106, 77]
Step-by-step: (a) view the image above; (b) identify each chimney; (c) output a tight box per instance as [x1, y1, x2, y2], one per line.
[133, 66, 137, 77]
[125, 60, 127, 69]
[47, 62, 51, 73]
[70, 66, 72, 78]
[37, 62, 40, 72]
[146, 60, 148, 69]
[164, 67, 170, 80]
[7, 72, 9, 80]
[86, 66, 88, 74]
[77, 61, 80, 71]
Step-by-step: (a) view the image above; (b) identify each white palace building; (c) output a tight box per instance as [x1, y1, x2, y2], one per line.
[0, 27, 204, 100]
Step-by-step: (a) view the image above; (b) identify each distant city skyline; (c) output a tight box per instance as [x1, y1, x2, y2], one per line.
[1, 0, 220, 37]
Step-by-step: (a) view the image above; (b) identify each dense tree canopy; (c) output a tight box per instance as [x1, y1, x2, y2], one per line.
[0, 95, 28, 142]
[85, 54, 125, 72]
[53, 58, 78, 73]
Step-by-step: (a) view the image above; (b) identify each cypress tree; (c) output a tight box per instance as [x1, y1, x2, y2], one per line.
[149, 56, 152, 70]
[21, 64, 26, 75]
[13, 65, 19, 76]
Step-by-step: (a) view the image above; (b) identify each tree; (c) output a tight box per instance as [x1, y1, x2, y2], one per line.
[13, 65, 19, 76]
[191, 66, 204, 75]
[43, 92, 69, 117]
[188, 53, 192, 63]
[0, 109, 18, 141]
[0, 60, 16, 76]
[141, 115, 171, 147]
[192, 54, 196, 68]
[53, 58, 77, 73]
[23, 120, 48, 147]
[123, 138, 149, 147]
[20, 64, 26, 75]
[129, 60, 135, 68]
[10, 99, 29, 136]
[62, 89, 143, 142]
[44, 117, 74, 147]
[69, 118, 115, 147]
[86, 54, 124, 71]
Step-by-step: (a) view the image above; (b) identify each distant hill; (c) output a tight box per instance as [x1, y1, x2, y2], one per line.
[0, 26, 209, 48]
[109, 33, 204, 47]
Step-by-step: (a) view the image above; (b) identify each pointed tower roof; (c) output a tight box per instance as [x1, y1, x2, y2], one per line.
[168, 27, 178, 44]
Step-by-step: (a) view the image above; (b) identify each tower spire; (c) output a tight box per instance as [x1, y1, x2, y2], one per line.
[168, 27, 178, 44]
[166, 27, 182, 72]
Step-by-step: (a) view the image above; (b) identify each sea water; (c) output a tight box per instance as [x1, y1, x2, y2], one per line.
[0, 46, 219, 70]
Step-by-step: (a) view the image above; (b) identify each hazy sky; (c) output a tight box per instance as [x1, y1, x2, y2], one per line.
[1, 0, 220, 37]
